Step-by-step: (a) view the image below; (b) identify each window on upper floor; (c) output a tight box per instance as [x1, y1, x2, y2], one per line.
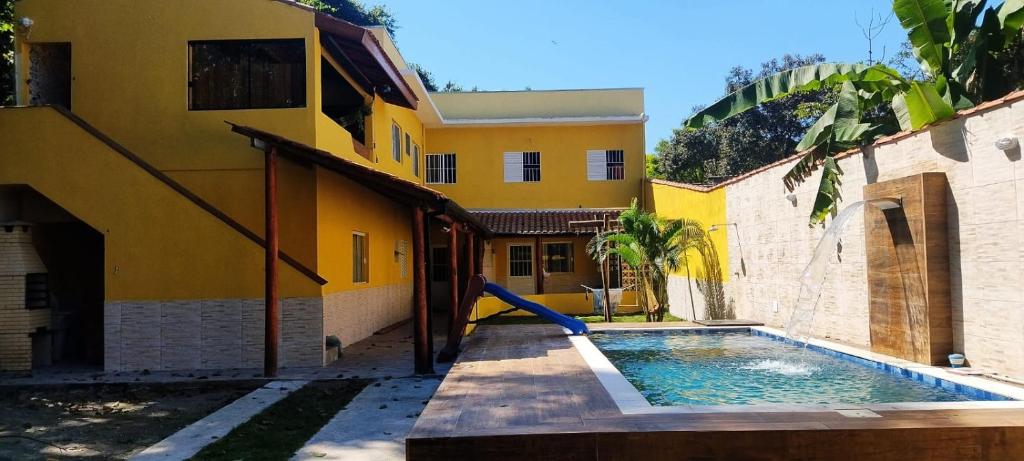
[352, 232, 369, 283]
[504, 151, 541, 183]
[543, 243, 574, 273]
[587, 149, 626, 181]
[391, 122, 402, 162]
[425, 153, 456, 184]
[28, 43, 72, 110]
[405, 132, 411, 157]
[188, 39, 305, 110]
[413, 143, 421, 177]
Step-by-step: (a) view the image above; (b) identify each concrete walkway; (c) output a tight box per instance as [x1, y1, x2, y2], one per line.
[292, 376, 443, 461]
[130, 380, 308, 461]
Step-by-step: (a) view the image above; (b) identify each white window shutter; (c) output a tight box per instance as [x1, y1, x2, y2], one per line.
[504, 152, 524, 182]
[586, 150, 606, 181]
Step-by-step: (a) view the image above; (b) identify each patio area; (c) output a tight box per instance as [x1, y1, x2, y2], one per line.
[407, 324, 1024, 460]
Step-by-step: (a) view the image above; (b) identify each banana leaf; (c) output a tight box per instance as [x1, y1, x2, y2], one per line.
[894, 0, 953, 77]
[684, 63, 866, 129]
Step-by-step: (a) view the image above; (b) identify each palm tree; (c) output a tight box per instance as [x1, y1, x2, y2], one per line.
[685, 0, 1024, 226]
[588, 200, 707, 322]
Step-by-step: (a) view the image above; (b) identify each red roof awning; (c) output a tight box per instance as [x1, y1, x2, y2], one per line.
[470, 209, 623, 236]
[315, 14, 417, 110]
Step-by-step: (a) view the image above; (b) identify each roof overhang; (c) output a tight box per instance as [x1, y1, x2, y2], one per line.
[315, 14, 418, 110]
[433, 114, 647, 129]
[228, 122, 490, 238]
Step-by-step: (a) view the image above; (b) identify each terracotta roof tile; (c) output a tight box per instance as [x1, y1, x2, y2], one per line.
[470, 209, 623, 236]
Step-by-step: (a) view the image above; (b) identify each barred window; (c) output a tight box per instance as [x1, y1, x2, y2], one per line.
[503, 151, 541, 182]
[605, 150, 625, 180]
[587, 149, 626, 181]
[189, 39, 305, 110]
[508, 245, 533, 277]
[425, 153, 456, 184]
[543, 243, 574, 273]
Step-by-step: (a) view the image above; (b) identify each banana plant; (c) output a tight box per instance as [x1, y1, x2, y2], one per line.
[685, 0, 1024, 226]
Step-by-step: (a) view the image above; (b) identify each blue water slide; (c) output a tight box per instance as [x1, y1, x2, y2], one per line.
[482, 282, 589, 335]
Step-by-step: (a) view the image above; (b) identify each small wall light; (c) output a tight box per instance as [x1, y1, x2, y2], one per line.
[19, 17, 34, 29]
[995, 136, 1019, 152]
[785, 193, 798, 206]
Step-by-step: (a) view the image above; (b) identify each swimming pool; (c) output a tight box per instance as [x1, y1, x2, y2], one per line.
[574, 327, 1021, 412]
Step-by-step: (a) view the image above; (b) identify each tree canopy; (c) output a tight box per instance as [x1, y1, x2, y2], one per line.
[1, 0, 14, 105]
[654, 54, 834, 184]
[296, 0, 397, 36]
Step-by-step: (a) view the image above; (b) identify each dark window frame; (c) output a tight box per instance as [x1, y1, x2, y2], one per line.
[543, 242, 574, 273]
[188, 38, 307, 111]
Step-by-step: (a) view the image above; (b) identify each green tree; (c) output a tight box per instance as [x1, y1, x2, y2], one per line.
[645, 153, 664, 179]
[657, 54, 834, 184]
[1, 0, 14, 105]
[686, 0, 1024, 225]
[409, 63, 438, 92]
[297, 0, 397, 36]
[587, 200, 706, 322]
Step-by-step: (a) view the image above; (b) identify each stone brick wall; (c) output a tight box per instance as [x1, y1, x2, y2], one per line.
[682, 98, 1024, 378]
[323, 283, 412, 352]
[0, 225, 49, 371]
[103, 297, 323, 371]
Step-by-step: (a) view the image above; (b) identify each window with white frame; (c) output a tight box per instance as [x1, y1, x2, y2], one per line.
[543, 242, 574, 273]
[508, 244, 533, 277]
[504, 151, 541, 182]
[425, 153, 456, 184]
[391, 122, 402, 162]
[587, 149, 625, 181]
[413, 143, 421, 177]
[352, 232, 369, 283]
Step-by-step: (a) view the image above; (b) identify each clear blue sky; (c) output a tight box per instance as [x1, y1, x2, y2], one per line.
[375, 0, 911, 151]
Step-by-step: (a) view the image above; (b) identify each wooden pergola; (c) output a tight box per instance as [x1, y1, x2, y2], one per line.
[229, 123, 490, 376]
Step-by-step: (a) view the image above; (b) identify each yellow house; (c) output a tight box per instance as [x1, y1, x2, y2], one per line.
[0, 0, 646, 373]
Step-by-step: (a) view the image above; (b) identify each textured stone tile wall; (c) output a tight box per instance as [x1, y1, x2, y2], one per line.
[323, 283, 413, 351]
[688, 100, 1024, 378]
[103, 297, 323, 371]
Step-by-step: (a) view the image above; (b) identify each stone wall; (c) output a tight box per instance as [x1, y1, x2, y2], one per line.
[323, 283, 412, 351]
[103, 297, 323, 371]
[692, 96, 1024, 379]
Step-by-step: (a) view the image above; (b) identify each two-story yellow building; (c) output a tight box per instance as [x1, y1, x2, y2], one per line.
[0, 0, 646, 373]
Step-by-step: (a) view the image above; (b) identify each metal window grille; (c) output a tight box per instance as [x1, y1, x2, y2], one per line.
[509, 245, 533, 277]
[606, 149, 625, 180]
[522, 151, 541, 182]
[425, 153, 456, 184]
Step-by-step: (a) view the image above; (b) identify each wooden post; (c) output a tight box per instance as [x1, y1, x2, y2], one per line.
[465, 231, 476, 292]
[447, 223, 460, 335]
[534, 236, 544, 295]
[412, 207, 433, 374]
[264, 146, 280, 377]
[601, 214, 612, 323]
[473, 235, 484, 277]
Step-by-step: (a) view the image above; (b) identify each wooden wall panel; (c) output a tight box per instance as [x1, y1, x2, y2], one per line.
[863, 172, 952, 365]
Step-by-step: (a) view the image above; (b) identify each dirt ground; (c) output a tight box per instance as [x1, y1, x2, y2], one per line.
[0, 380, 265, 460]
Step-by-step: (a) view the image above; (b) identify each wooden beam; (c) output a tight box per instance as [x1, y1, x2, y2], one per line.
[534, 236, 544, 295]
[448, 224, 460, 336]
[601, 214, 613, 322]
[412, 207, 434, 374]
[264, 146, 280, 377]
[465, 232, 476, 292]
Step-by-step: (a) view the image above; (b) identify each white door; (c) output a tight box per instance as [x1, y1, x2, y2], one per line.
[506, 243, 535, 295]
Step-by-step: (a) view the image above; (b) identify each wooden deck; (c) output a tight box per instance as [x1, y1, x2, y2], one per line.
[407, 324, 1024, 460]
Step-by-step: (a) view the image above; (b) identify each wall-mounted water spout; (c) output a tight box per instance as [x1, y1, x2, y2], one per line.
[866, 197, 902, 210]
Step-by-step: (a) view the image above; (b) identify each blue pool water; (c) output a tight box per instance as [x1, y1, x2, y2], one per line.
[589, 330, 1002, 406]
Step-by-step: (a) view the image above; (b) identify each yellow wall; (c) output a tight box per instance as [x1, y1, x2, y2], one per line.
[315, 168, 413, 294]
[425, 124, 645, 209]
[429, 88, 644, 120]
[0, 108, 321, 300]
[489, 235, 603, 293]
[644, 180, 729, 281]
[15, 0, 321, 267]
[368, 97, 426, 183]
